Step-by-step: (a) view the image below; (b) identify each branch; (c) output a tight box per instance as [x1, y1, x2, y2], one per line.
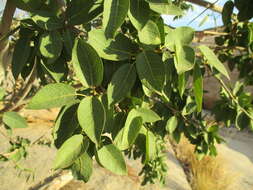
[0, 0, 16, 51]
[185, 0, 223, 13]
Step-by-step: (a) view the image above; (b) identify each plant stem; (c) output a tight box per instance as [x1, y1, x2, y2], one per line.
[0, 0, 16, 51]
[216, 76, 253, 121]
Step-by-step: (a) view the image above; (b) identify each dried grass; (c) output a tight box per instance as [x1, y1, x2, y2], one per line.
[173, 137, 237, 190]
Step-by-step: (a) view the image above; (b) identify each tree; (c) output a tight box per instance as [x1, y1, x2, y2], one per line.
[0, 0, 252, 185]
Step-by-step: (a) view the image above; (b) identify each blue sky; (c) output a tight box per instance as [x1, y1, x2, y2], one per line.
[0, 0, 227, 30]
[162, 0, 227, 30]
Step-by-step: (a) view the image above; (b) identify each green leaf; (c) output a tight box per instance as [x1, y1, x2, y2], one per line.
[236, 111, 250, 130]
[53, 135, 89, 170]
[134, 108, 161, 123]
[53, 103, 79, 148]
[27, 83, 76, 109]
[9, 147, 25, 162]
[77, 97, 106, 145]
[40, 31, 63, 63]
[11, 0, 60, 14]
[145, 130, 156, 163]
[165, 27, 194, 51]
[71, 152, 93, 182]
[174, 44, 195, 74]
[100, 94, 114, 133]
[32, 15, 63, 31]
[88, 29, 138, 61]
[166, 116, 178, 134]
[72, 39, 104, 87]
[182, 96, 196, 115]
[103, 0, 130, 39]
[97, 144, 127, 175]
[198, 45, 230, 79]
[136, 51, 165, 92]
[10, 0, 43, 11]
[111, 112, 127, 139]
[222, 1, 234, 25]
[198, 15, 209, 27]
[67, 0, 103, 25]
[0, 88, 5, 100]
[193, 63, 203, 112]
[177, 73, 187, 98]
[155, 16, 166, 44]
[147, 0, 183, 16]
[62, 29, 75, 59]
[41, 58, 68, 83]
[128, 0, 150, 30]
[107, 64, 136, 106]
[138, 20, 161, 49]
[3, 112, 28, 129]
[12, 37, 31, 79]
[234, 0, 253, 21]
[114, 111, 143, 150]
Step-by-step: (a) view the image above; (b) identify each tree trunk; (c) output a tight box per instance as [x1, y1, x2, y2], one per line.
[0, 0, 16, 85]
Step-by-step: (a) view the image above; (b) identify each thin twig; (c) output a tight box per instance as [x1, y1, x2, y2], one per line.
[0, 0, 16, 51]
[186, 0, 223, 13]
[188, 0, 220, 25]
[215, 76, 253, 121]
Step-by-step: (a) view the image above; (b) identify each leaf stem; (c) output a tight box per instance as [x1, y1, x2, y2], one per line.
[215, 76, 253, 121]
[76, 93, 87, 97]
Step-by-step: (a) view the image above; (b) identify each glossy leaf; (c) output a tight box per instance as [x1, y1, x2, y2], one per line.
[11, 0, 59, 14]
[193, 64, 203, 112]
[12, 37, 31, 79]
[114, 112, 143, 150]
[32, 15, 63, 31]
[222, 1, 234, 25]
[103, 0, 130, 38]
[174, 44, 195, 74]
[134, 108, 161, 123]
[71, 152, 93, 182]
[138, 20, 161, 49]
[198, 45, 230, 79]
[53, 103, 79, 148]
[128, 0, 150, 30]
[3, 112, 28, 129]
[97, 144, 127, 175]
[136, 51, 165, 92]
[39, 31, 63, 63]
[145, 130, 156, 163]
[27, 83, 76, 109]
[72, 39, 104, 87]
[88, 29, 138, 61]
[41, 58, 68, 82]
[165, 26, 194, 51]
[147, 0, 183, 16]
[62, 29, 75, 58]
[166, 116, 178, 134]
[67, 0, 103, 25]
[77, 97, 106, 145]
[178, 73, 186, 98]
[53, 135, 89, 170]
[107, 64, 136, 105]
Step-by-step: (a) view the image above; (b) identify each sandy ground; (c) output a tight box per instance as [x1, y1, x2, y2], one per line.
[218, 128, 253, 190]
[0, 109, 191, 190]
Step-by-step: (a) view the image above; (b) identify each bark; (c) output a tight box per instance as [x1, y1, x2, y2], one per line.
[0, 0, 16, 51]
[0, 0, 16, 84]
